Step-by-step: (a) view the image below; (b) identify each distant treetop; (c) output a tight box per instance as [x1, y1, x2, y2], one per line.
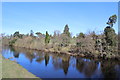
[106, 14, 117, 27]
[63, 24, 71, 37]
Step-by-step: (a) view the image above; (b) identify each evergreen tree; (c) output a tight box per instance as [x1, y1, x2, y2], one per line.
[45, 31, 50, 45]
[63, 24, 71, 37]
[13, 31, 19, 37]
[77, 32, 85, 38]
[36, 32, 44, 38]
[104, 27, 116, 46]
[104, 14, 117, 47]
[107, 14, 117, 27]
[13, 31, 23, 38]
[30, 30, 34, 36]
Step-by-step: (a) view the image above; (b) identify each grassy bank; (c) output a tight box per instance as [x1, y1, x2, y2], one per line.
[1, 54, 40, 79]
[0, 53, 2, 79]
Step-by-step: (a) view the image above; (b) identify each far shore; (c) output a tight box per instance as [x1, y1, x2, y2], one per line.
[8, 45, 120, 61]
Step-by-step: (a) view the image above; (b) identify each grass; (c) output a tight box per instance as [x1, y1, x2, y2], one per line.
[0, 53, 2, 79]
[1, 54, 40, 79]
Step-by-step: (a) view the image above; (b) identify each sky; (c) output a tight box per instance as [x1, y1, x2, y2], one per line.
[2, 2, 118, 36]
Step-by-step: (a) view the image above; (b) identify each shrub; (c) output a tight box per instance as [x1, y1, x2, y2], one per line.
[45, 31, 50, 45]
[104, 26, 116, 46]
[9, 39, 17, 46]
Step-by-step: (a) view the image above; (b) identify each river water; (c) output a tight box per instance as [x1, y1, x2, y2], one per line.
[2, 46, 120, 79]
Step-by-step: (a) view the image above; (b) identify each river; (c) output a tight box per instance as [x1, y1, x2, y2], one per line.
[1, 46, 120, 79]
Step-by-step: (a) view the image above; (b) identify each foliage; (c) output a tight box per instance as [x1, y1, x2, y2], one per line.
[106, 14, 117, 27]
[104, 26, 116, 46]
[9, 39, 17, 46]
[77, 32, 85, 38]
[30, 30, 34, 37]
[91, 31, 97, 40]
[2, 14, 119, 59]
[45, 31, 50, 45]
[13, 31, 19, 37]
[102, 14, 118, 55]
[36, 32, 45, 38]
[76, 34, 96, 53]
[13, 31, 23, 38]
[63, 24, 71, 37]
[60, 34, 71, 47]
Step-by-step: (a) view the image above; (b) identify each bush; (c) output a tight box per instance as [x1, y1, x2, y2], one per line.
[45, 31, 50, 45]
[9, 39, 17, 46]
[104, 26, 116, 46]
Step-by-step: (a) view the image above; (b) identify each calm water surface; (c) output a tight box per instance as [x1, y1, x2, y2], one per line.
[2, 46, 120, 78]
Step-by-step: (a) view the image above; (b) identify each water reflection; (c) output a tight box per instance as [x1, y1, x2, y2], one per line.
[44, 53, 50, 66]
[10, 47, 36, 63]
[101, 61, 120, 79]
[36, 52, 44, 63]
[2, 46, 120, 78]
[51, 54, 70, 75]
[76, 58, 98, 77]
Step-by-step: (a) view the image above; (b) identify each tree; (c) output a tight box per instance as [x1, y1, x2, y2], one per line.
[63, 24, 71, 37]
[36, 32, 44, 38]
[104, 26, 116, 46]
[104, 15, 117, 47]
[53, 30, 61, 37]
[30, 30, 34, 36]
[76, 32, 85, 49]
[13, 31, 23, 38]
[51, 30, 61, 48]
[60, 34, 70, 47]
[9, 39, 17, 46]
[76, 33, 96, 53]
[107, 14, 117, 27]
[77, 32, 85, 38]
[13, 31, 19, 37]
[45, 31, 50, 45]
[91, 31, 97, 40]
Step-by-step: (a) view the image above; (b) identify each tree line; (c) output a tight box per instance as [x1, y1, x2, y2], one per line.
[1, 14, 119, 60]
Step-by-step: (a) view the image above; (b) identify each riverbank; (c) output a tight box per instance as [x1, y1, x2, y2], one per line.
[2, 45, 120, 78]
[1, 54, 40, 79]
[11, 45, 120, 61]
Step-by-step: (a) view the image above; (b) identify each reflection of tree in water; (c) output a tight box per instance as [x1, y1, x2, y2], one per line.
[62, 59, 69, 75]
[84, 61, 97, 77]
[52, 56, 62, 69]
[10, 46, 19, 58]
[36, 52, 45, 63]
[44, 53, 50, 66]
[35, 52, 50, 66]
[13, 52, 19, 58]
[76, 58, 97, 77]
[52, 54, 70, 75]
[9, 46, 15, 52]
[76, 58, 84, 72]
[11, 47, 35, 63]
[101, 61, 120, 79]
[27, 53, 35, 63]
